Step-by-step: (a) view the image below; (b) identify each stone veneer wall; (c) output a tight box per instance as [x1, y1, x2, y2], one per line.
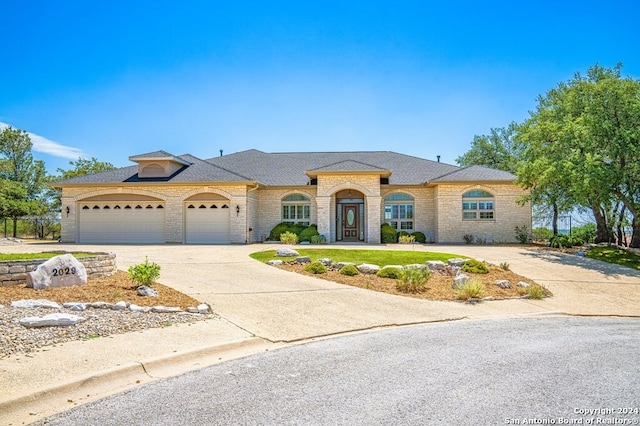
[435, 183, 531, 243]
[61, 185, 250, 243]
[0, 252, 117, 287]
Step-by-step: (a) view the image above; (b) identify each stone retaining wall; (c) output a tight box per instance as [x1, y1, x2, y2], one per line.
[0, 252, 117, 287]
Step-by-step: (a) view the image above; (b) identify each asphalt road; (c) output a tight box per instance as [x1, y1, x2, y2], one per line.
[39, 317, 640, 426]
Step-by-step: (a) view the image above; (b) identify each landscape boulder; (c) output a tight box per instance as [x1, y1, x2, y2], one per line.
[447, 258, 466, 267]
[137, 285, 158, 297]
[495, 280, 512, 289]
[426, 260, 446, 271]
[19, 313, 86, 328]
[26, 254, 87, 290]
[295, 256, 311, 264]
[267, 259, 283, 266]
[452, 274, 470, 289]
[318, 258, 333, 266]
[276, 248, 299, 257]
[357, 263, 380, 274]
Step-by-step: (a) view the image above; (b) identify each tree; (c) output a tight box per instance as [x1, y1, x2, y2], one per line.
[515, 64, 640, 246]
[0, 126, 47, 237]
[47, 157, 117, 212]
[456, 122, 521, 173]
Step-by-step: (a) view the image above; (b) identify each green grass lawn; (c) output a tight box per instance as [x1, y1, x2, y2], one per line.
[0, 252, 96, 261]
[587, 246, 640, 271]
[250, 248, 466, 266]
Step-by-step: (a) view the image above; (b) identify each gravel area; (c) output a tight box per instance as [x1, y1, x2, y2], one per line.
[0, 304, 214, 359]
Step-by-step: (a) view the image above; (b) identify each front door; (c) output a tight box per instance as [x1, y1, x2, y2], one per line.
[342, 204, 359, 240]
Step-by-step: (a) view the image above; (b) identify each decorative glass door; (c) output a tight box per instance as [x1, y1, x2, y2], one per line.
[342, 204, 359, 240]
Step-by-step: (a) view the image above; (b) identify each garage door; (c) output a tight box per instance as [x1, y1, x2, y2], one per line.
[78, 202, 166, 243]
[185, 202, 230, 244]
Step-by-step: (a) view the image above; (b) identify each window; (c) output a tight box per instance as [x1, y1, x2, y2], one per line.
[462, 190, 494, 220]
[282, 194, 311, 226]
[384, 193, 414, 231]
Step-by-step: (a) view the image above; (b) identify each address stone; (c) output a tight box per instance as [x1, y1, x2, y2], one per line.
[26, 254, 87, 289]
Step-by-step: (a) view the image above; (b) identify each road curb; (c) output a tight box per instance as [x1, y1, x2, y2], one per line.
[1, 337, 272, 426]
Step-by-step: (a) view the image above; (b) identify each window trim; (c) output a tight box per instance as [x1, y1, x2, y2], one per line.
[384, 193, 414, 232]
[462, 190, 495, 221]
[281, 194, 311, 226]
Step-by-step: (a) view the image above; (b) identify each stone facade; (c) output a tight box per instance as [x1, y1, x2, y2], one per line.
[58, 177, 530, 245]
[0, 253, 117, 287]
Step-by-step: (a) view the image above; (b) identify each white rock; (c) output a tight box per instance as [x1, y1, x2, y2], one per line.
[137, 286, 158, 297]
[517, 281, 530, 288]
[11, 299, 61, 309]
[113, 301, 128, 310]
[129, 303, 152, 313]
[26, 254, 87, 289]
[91, 301, 115, 309]
[20, 313, 86, 328]
[426, 260, 446, 270]
[357, 263, 380, 274]
[276, 248, 299, 257]
[187, 307, 199, 313]
[404, 263, 426, 269]
[318, 258, 332, 266]
[495, 280, 512, 289]
[63, 302, 87, 311]
[452, 274, 470, 289]
[267, 259, 283, 266]
[152, 306, 182, 313]
[447, 258, 466, 267]
[197, 303, 210, 314]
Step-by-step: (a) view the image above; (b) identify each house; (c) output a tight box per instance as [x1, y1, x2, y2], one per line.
[53, 149, 531, 244]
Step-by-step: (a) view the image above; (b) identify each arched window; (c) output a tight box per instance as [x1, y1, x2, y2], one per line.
[384, 193, 414, 231]
[282, 194, 311, 226]
[462, 190, 494, 220]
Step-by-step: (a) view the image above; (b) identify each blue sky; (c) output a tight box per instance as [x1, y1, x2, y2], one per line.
[1, 0, 639, 173]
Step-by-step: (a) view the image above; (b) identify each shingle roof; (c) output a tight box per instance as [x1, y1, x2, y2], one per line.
[54, 149, 516, 186]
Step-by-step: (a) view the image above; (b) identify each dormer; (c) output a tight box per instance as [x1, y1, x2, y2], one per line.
[129, 151, 191, 178]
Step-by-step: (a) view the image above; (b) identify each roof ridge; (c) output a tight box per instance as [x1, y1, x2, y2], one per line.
[309, 159, 387, 171]
[198, 156, 256, 182]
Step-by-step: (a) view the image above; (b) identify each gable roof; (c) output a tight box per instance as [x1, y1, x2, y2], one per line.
[54, 149, 516, 186]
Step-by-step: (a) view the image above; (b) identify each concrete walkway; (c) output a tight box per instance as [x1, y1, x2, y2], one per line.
[1, 243, 639, 424]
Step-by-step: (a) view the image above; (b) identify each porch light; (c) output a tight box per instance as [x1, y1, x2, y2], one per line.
[236, 205, 240, 216]
[66, 206, 70, 217]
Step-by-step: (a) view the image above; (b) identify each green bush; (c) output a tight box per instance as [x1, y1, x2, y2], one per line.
[461, 259, 489, 274]
[268, 222, 292, 241]
[377, 267, 403, 279]
[280, 231, 299, 244]
[128, 256, 161, 286]
[397, 230, 410, 238]
[572, 223, 596, 244]
[499, 262, 510, 271]
[514, 225, 531, 244]
[304, 261, 327, 274]
[410, 231, 426, 243]
[299, 225, 319, 242]
[310, 234, 327, 244]
[381, 223, 397, 243]
[549, 234, 582, 248]
[455, 278, 486, 300]
[339, 264, 360, 276]
[518, 284, 547, 300]
[532, 227, 553, 242]
[395, 266, 431, 293]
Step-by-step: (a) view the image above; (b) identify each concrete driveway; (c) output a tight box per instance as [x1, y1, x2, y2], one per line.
[5, 242, 639, 342]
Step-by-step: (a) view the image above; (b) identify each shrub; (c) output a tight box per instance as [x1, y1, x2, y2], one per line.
[280, 231, 299, 244]
[128, 256, 161, 286]
[463, 234, 474, 244]
[499, 262, 510, 271]
[339, 264, 360, 276]
[462, 259, 489, 274]
[299, 225, 319, 242]
[572, 223, 596, 244]
[377, 267, 403, 279]
[268, 222, 292, 241]
[514, 225, 531, 244]
[304, 261, 327, 274]
[531, 227, 552, 242]
[398, 235, 415, 244]
[395, 266, 431, 293]
[381, 223, 397, 243]
[549, 234, 582, 248]
[397, 230, 410, 238]
[310, 234, 327, 244]
[410, 231, 426, 243]
[519, 284, 546, 300]
[455, 278, 486, 300]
